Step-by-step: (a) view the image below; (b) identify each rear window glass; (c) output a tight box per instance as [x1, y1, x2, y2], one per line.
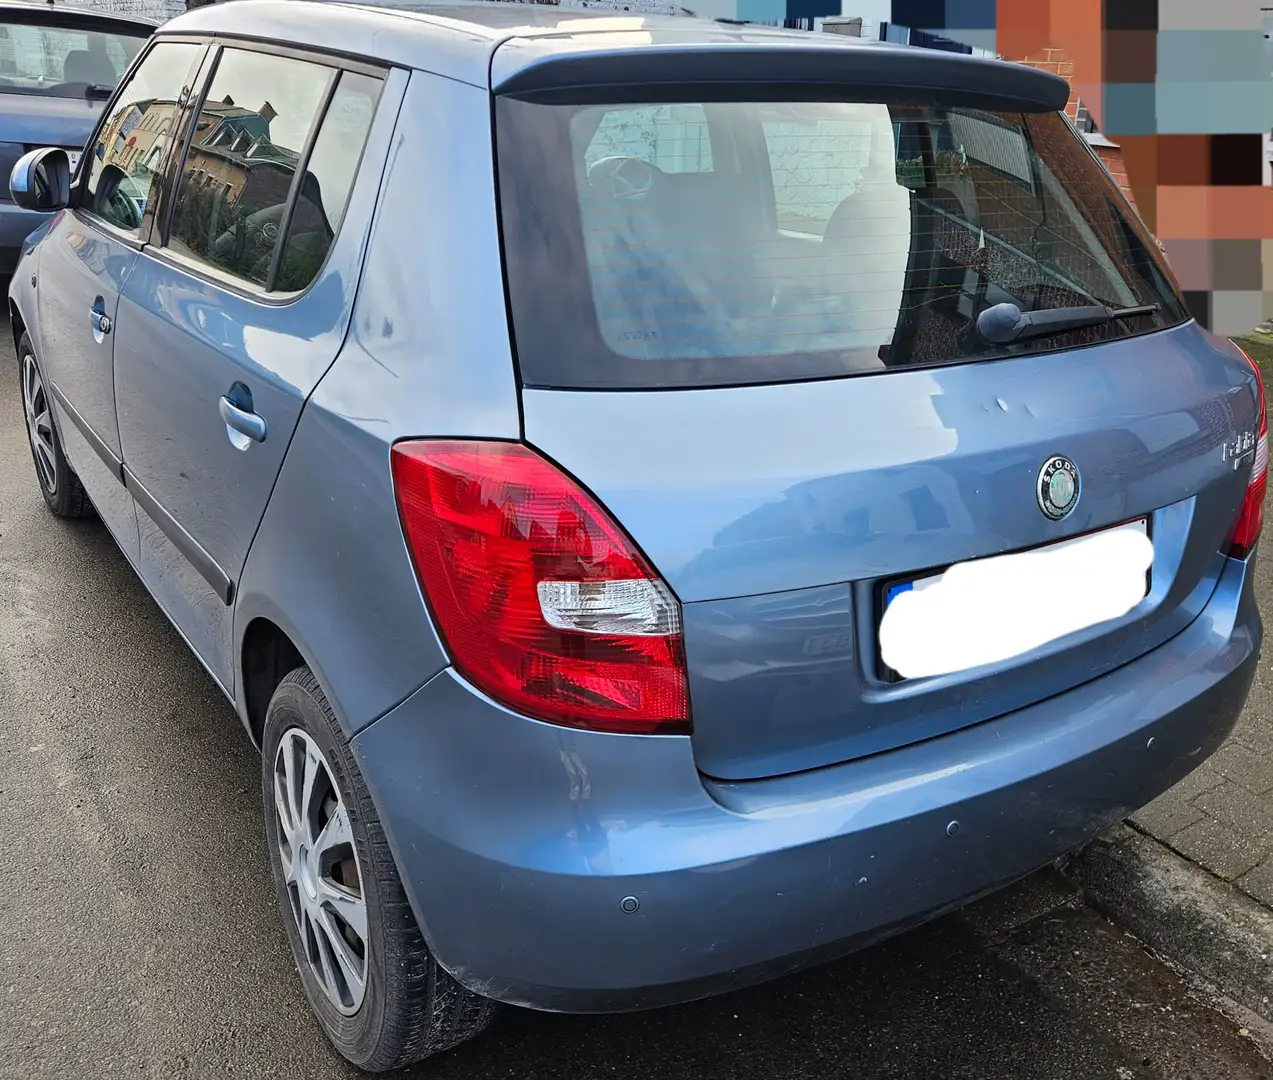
[495, 97, 1188, 390]
[0, 20, 147, 96]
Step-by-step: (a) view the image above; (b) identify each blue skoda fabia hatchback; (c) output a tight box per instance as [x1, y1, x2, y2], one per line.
[10, 0, 1263, 1069]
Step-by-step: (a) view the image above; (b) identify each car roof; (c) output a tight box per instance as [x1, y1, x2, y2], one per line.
[165, 0, 1068, 111]
[0, 0, 157, 27]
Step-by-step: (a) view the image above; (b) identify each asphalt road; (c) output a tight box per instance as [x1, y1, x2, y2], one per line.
[2, 328, 1271, 1080]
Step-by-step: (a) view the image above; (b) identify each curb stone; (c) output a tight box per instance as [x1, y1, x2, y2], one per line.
[1062, 824, 1273, 1030]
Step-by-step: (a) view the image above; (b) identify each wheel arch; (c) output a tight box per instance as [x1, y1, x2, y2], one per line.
[240, 614, 308, 749]
[10, 298, 26, 354]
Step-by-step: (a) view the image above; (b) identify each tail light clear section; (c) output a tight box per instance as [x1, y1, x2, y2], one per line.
[1229, 346, 1267, 559]
[391, 440, 690, 735]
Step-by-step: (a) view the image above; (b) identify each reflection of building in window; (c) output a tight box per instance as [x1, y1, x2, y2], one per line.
[185, 98, 298, 218]
[97, 97, 178, 173]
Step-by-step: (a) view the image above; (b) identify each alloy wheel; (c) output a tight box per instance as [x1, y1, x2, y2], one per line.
[273, 728, 370, 1015]
[21, 353, 56, 495]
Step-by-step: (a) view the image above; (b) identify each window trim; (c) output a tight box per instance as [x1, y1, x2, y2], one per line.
[151, 37, 388, 305]
[74, 37, 210, 246]
[152, 28, 389, 81]
[144, 42, 219, 248]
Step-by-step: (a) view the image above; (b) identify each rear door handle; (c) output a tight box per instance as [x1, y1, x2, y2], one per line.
[219, 394, 267, 445]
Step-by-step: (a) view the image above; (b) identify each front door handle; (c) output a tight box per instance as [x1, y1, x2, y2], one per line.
[219, 392, 267, 445]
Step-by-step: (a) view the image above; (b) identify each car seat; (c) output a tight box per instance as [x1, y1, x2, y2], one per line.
[63, 49, 115, 85]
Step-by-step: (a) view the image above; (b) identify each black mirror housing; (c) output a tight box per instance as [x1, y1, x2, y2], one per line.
[10, 148, 71, 213]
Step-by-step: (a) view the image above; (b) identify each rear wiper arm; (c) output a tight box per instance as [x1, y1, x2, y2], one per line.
[976, 301, 1160, 345]
[84, 83, 114, 100]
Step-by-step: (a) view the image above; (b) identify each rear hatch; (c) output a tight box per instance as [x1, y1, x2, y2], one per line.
[493, 39, 1260, 780]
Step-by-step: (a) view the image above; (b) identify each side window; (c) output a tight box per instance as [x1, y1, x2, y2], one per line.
[273, 70, 381, 293]
[166, 47, 332, 288]
[84, 41, 202, 235]
[585, 104, 713, 174]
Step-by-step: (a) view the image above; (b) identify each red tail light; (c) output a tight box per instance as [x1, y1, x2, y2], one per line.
[1228, 347, 1268, 559]
[391, 440, 690, 735]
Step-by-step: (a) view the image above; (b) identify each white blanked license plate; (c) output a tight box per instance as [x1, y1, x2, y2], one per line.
[879, 519, 1153, 681]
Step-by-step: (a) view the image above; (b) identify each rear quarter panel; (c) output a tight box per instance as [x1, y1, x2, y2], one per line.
[233, 71, 521, 735]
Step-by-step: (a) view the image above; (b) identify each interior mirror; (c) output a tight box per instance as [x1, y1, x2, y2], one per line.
[10, 148, 70, 213]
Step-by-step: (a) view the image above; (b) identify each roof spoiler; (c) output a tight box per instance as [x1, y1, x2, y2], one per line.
[493, 42, 1070, 114]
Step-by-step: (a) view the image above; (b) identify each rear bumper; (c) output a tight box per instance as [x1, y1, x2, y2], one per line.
[352, 553, 1261, 1013]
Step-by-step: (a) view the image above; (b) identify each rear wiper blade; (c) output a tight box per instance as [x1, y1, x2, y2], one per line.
[976, 301, 1160, 345]
[84, 83, 114, 100]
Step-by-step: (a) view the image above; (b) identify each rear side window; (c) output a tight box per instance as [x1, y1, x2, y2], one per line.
[495, 97, 1188, 390]
[167, 48, 332, 288]
[84, 41, 202, 235]
[274, 71, 382, 292]
[166, 50, 380, 293]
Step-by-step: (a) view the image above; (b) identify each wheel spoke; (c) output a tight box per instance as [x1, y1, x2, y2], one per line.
[281, 734, 303, 836]
[313, 916, 342, 995]
[34, 440, 56, 490]
[318, 908, 366, 997]
[299, 746, 321, 845]
[318, 878, 367, 942]
[274, 773, 298, 854]
[22, 357, 38, 417]
[298, 905, 317, 966]
[312, 802, 352, 862]
[280, 849, 297, 888]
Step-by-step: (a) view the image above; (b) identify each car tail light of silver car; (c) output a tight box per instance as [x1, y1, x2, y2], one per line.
[391, 440, 690, 734]
[1229, 347, 1268, 559]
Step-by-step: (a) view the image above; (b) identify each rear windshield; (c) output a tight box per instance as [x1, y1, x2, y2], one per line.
[495, 97, 1189, 390]
[0, 20, 147, 97]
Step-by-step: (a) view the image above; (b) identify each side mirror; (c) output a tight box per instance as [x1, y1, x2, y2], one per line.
[10, 147, 70, 213]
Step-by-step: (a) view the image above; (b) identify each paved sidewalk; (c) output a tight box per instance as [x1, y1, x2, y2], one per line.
[1053, 333, 1273, 1033]
[1130, 706, 1273, 902]
[1127, 335, 1273, 907]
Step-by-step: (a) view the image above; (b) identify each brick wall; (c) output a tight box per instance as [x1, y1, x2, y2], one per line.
[1094, 145, 1132, 198]
[58, 0, 185, 20]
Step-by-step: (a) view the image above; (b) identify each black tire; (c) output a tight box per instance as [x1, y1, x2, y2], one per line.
[261, 667, 499, 1072]
[17, 332, 93, 519]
